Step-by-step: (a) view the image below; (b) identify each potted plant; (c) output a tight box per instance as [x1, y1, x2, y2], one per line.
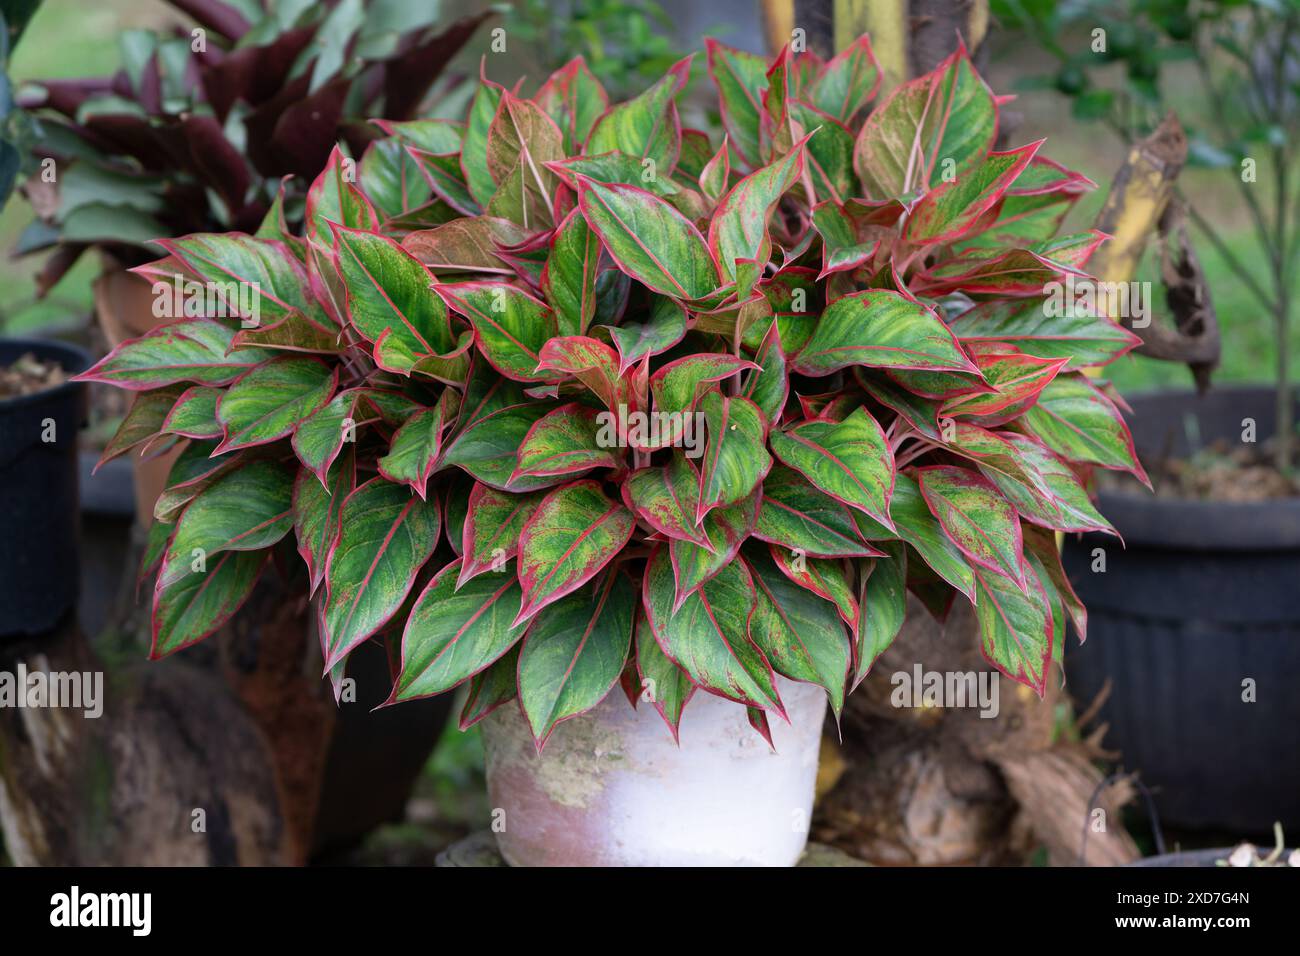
[78, 34, 1144, 866]
[999, 0, 1300, 833]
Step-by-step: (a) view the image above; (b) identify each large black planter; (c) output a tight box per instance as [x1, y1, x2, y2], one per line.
[1063, 387, 1300, 834]
[0, 338, 90, 638]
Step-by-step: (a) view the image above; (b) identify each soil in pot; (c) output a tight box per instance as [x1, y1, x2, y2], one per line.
[1064, 387, 1300, 834]
[0, 339, 90, 637]
[482, 677, 827, 867]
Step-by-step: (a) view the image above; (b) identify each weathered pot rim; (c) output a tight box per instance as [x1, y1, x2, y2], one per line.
[0, 337, 91, 415]
[1095, 386, 1300, 551]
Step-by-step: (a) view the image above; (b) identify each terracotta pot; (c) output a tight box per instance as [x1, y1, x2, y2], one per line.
[92, 259, 182, 525]
[482, 678, 827, 866]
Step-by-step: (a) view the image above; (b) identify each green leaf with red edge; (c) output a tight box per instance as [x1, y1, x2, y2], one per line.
[459, 644, 520, 730]
[391, 557, 528, 701]
[402, 216, 527, 274]
[643, 546, 782, 712]
[307, 146, 380, 249]
[708, 138, 807, 281]
[158, 460, 294, 590]
[546, 152, 682, 198]
[950, 296, 1141, 368]
[810, 35, 881, 121]
[576, 177, 721, 300]
[670, 486, 760, 609]
[854, 541, 907, 689]
[74, 319, 274, 391]
[487, 91, 564, 187]
[792, 290, 978, 377]
[973, 559, 1054, 697]
[331, 225, 457, 371]
[623, 453, 712, 549]
[917, 245, 1093, 297]
[678, 129, 714, 178]
[942, 341, 1068, 421]
[536, 335, 623, 409]
[152, 441, 239, 524]
[650, 353, 758, 418]
[706, 39, 768, 168]
[855, 472, 976, 601]
[442, 402, 564, 492]
[485, 91, 564, 228]
[229, 308, 344, 354]
[359, 138, 433, 219]
[518, 567, 635, 746]
[99, 386, 185, 466]
[916, 465, 1026, 588]
[406, 147, 480, 217]
[697, 391, 771, 521]
[952, 156, 1096, 253]
[160, 386, 222, 439]
[606, 296, 687, 374]
[535, 56, 609, 153]
[904, 141, 1041, 245]
[586, 56, 690, 170]
[761, 47, 795, 160]
[1023, 523, 1087, 642]
[156, 233, 324, 328]
[853, 41, 996, 198]
[754, 465, 883, 558]
[746, 549, 850, 717]
[292, 389, 358, 487]
[792, 104, 856, 204]
[768, 406, 894, 527]
[1019, 374, 1149, 483]
[515, 480, 635, 624]
[462, 70, 506, 207]
[740, 318, 788, 424]
[947, 423, 1114, 534]
[433, 280, 561, 384]
[635, 609, 695, 741]
[151, 548, 267, 659]
[458, 482, 546, 588]
[215, 356, 336, 453]
[293, 449, 355, 595]
[377, 397, 455, 499]
[139, 517, 173, 594]
[512, 402, 621, 481]
[810, 201, 880, 278]
[699, 136, 731, 202]
[542, 209, 601, 336]
[769, 544, 858, 631]
[320, 477, 441, 671]
[256, 177, 307, 260]
[857, 372, 943, 440]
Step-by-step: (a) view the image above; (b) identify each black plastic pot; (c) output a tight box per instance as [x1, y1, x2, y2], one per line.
[1063, 387, 1300, 834]
[0, 338, 90, 638]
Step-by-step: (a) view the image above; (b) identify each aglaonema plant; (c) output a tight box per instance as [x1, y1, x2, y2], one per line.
[76, 37, 1147, 750]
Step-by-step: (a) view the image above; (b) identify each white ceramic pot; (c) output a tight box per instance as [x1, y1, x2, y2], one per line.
[481, 677, 827, 866]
